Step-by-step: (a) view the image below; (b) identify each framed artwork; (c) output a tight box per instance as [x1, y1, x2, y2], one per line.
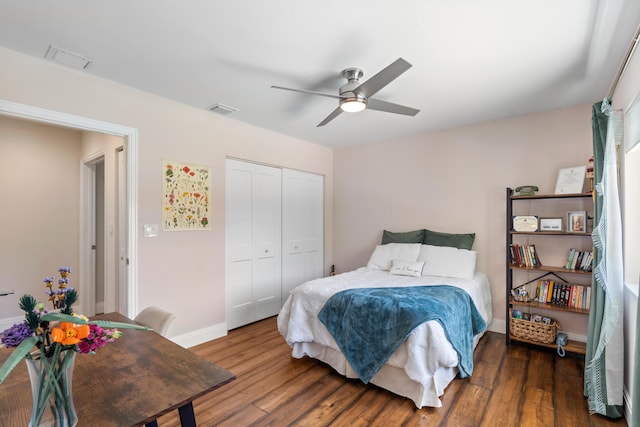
[555, 166, 586, 194]
[567, 210, 587, 233]
[539, 217, 563, 232]
[162, 160, 211, 231]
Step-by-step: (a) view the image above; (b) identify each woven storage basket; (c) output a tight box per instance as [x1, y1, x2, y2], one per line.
[510, 309, 560, 344]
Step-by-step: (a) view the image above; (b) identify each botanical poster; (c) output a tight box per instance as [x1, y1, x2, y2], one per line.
[162, 160, 211, 230]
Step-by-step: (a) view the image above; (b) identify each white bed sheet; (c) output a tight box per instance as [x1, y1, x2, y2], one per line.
[277, 267, 493, 408]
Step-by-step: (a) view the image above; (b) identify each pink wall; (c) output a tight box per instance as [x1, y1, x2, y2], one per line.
[333, 104, 594, 333]
[0, 47, 334, 338]
[0, 117, 81, 317]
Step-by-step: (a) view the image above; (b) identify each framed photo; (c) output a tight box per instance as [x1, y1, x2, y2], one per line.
[567, 210, 587, 233]
[539, 217, 563, 232]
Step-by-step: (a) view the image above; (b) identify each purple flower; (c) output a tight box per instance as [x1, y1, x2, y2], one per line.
[1, 322, 33, 348]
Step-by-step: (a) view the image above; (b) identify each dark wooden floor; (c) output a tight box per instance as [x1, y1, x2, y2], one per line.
[157, 316, 627, 427]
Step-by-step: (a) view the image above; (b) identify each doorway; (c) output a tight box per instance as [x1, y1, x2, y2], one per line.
[0, 99, 140, 318]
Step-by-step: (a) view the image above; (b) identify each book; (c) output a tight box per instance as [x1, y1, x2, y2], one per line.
[566, 248, 576, 269]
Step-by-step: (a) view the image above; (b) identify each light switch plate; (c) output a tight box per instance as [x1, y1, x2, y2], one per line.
[144, 224, 159, 238]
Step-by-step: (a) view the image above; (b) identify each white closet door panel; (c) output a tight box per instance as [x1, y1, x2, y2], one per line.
[252, 166, 281, 319]
[226, 167, 253, 244]
[282, 169, 324, 300]
[253, 256, 280, 320]
[226, 259, 254, 329]
[253, 170, 281, 243]
[304, 251, 324, 282]
[282, 252, 305, 300]
[226, 159, 282, 329]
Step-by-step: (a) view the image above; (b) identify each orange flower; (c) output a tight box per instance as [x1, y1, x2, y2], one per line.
[51, 322, 90, 345]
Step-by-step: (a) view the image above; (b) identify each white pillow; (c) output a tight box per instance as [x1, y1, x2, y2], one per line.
[389, 260, 425, 277]
[366, 243, 421, 271]
[417, 244, 477, 280]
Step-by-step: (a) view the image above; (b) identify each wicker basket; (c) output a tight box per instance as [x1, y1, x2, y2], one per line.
[510, 309, 560, 344]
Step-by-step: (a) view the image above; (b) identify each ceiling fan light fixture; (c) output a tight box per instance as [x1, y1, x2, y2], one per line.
[340, 98, 367, 113]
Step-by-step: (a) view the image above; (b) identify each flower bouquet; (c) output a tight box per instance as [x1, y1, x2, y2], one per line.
[0, 267, 149, 427]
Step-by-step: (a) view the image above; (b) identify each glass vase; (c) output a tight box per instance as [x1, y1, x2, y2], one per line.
[25, 351, 78, 427]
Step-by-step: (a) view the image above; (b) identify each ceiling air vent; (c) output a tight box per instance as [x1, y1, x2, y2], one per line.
[44, 45, 94, 70]
[208, 103, 239, 115]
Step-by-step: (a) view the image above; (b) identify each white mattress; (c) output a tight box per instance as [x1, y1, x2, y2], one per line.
[277, 267, 493, 408]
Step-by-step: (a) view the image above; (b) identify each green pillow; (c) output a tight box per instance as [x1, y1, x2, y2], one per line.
[422, 228, 475, 250]
[381, 229, 425, 245]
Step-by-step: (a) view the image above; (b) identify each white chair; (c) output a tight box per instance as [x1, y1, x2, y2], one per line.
[134, 306, 176, 337]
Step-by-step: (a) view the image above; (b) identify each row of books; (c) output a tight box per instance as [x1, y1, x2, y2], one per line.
[535, 279, 591, 310]
[509, 244, 542, 268]
[566, 248, 593, 272]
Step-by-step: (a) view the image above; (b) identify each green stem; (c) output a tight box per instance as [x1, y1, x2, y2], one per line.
[30, 346, 76, 426]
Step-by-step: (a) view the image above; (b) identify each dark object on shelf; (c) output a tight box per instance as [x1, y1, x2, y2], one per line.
[512, 185, 539, 196]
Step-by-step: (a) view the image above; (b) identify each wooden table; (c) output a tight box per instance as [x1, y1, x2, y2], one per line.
[0, 312, 235, 426]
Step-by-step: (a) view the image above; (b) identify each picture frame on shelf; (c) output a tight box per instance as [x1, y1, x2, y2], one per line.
[567, 210, 587, 233]
[539, 217, 563, 232]
[512, 215, 538, 232]
[555, 166, 587, 194]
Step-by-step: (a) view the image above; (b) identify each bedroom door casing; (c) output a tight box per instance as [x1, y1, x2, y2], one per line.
[282, 169, 324, 303]
[226, 159, 282, 329]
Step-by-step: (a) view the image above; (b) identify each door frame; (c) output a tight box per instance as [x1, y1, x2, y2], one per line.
[0, 99, 139, 318]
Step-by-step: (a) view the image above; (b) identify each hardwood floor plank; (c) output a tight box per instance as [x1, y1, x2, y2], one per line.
[251, 371, 348, 426]
[156, 317, 627, 427]
[325, 385, 392, 426]
[479, 350, 528, 427]
[553, 354, 592, 427]
[445, 383, 492, 427]
[285, 380, 368, 426]
[520, 385, 555, 427]
[526, 348, 554, 392]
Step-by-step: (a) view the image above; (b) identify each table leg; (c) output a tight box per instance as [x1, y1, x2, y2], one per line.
[178, 402, 196, 427]
[145, 421, 159, 427]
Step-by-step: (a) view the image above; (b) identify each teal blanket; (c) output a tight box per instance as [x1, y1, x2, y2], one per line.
[318, 285, 487, 383]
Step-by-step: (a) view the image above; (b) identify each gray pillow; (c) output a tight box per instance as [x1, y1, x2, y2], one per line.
[381, 229, 425, 245]
[422, 228, 475, 250]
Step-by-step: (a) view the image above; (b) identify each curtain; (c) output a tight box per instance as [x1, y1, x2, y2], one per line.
[584, 100, 624, 418]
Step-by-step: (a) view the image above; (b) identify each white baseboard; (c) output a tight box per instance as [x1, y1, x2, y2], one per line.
[488, 318, 505, 334]
[169, 322, 228, 348]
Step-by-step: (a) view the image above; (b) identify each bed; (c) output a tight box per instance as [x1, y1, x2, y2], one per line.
[277, 241, 493, 408]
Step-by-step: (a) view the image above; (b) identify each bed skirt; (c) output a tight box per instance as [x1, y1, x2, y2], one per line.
[290, 329, 486, 408]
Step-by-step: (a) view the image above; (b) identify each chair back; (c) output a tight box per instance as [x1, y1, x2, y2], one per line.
[134, 306, 176, 337]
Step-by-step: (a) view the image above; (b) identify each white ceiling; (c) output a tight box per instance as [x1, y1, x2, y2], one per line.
[0, 1, 639, 148]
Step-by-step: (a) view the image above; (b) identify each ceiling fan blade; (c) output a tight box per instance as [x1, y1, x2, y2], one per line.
[354, 58, 412, 98]
[317, 106, 343, 127]
[366, 98, 420, 116]
[270, 85, 342, 100]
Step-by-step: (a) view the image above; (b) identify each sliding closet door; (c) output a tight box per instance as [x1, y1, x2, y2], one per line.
[226, 159, 282, 329]
[282, 169, 324, 303]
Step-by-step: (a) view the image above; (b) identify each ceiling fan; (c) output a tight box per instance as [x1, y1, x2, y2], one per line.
[271, 58, 420, 127]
